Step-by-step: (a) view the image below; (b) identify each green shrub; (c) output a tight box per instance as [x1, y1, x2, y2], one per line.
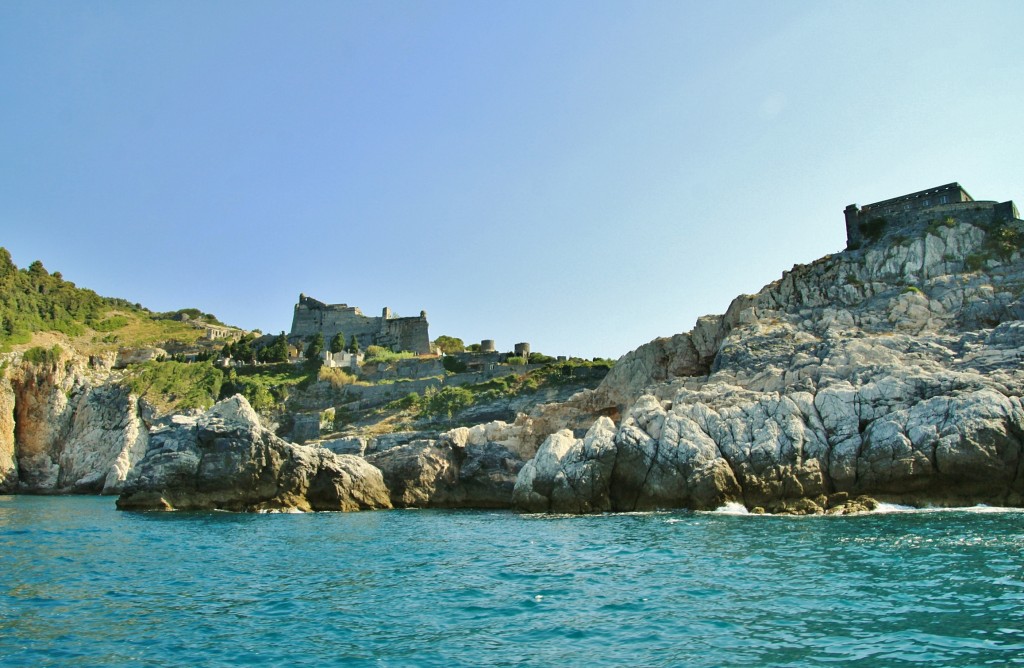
[988, 224, 1022, 261]
[332, 406, 354, 431]
[926, 217, 957, 235]
[859, 217, 887, 242]
[385, 392, 422, 411]
[363, 348, 416, 366]
[224, 363, 311, 411]
[442, 356, 467, 373]
[126, 360, 223, 411]
[92, 316, 129, 332]
[433, 335, 465, 355]
[965, 253, 988, 271]
[318, 366, 356, 389]
[421, 386, 474, 420]
[23, 345, 62, 365]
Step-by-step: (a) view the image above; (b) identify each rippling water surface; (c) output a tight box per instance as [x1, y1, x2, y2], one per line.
[2, 497, 1024, 666]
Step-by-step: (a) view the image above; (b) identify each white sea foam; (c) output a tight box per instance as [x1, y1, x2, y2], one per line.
[871, 503, 917, 514]
[709, 502, 749, 515]
[871, 503, 1024, 515]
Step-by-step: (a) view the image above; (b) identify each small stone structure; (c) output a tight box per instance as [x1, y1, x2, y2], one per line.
[845, 182, 1020, 249]
[321, 350, 363, 370]
[289, 294, 431, 355]
[202, 324, 244, 342]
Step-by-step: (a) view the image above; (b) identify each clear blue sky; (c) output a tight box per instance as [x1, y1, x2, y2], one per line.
[2, 1, 1022, 359]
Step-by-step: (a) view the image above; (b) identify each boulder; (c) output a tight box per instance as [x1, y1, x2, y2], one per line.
[117, 395, 392, 512]
[367, 433, 526, 508]
[512, 417, 617, 513]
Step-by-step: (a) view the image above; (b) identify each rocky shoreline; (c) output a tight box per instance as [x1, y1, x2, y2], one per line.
[5, 209, 1024, 515]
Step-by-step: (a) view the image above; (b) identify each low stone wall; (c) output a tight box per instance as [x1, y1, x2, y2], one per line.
[341, 378, 444, 410]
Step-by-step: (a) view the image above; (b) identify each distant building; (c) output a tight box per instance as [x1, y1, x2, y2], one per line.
[845, 182, 1020, 249]
[202, 324, 244, 342]
[289, 294, 431, 355]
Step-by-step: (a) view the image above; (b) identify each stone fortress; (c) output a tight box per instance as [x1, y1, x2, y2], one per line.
[289, 294, 431, 355]
[844, 182, 1020, 249]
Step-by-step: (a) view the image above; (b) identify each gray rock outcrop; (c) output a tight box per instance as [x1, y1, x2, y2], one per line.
[117, 395, 392, 512]
[514, 214, 1024, 513]
[365, 421, 527, 508]
[512, 417, 617, 513]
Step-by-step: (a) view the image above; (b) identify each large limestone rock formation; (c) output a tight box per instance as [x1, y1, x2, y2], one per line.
[365, 421, 527, 508]
[1, 351, 148, 494]
[117, 395, 392, 512]
[512, 417, 617, 513]
[514, 213, 1024, 513]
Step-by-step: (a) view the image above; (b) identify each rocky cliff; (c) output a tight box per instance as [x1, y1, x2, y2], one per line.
[0, 350, 148, 494]
[513, 211, 1024, 512]
[8, 205, 1024, 515]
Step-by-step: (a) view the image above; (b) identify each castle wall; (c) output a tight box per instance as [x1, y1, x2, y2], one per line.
[381, 318, 431, 355]
[860, 183, 972, 220]
[289, 296, 431, 354]
[845, 195, 1020, 250]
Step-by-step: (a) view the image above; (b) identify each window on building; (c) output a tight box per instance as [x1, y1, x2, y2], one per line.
[940, 195, 948, 204]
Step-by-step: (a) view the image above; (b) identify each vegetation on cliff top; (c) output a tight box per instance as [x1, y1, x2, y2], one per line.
[0, 247, 226, 353]
[124, 360, 313, 413]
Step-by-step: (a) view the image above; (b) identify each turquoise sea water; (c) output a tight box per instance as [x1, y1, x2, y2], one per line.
[2, 497, 1024, 667]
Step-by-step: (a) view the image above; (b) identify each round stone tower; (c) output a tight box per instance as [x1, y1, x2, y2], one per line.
[514, 342, 531, 358]
[480, 339, 496, 353]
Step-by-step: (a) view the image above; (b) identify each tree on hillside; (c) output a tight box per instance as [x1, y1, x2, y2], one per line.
[230, 333, 256, 364]
[330, 332, 346, 354]
[0, 248, 14, 278]
[348, 337, 360, 354]
[257, 332, 289, 363]
[433, 335, 465, 355]
[305, 333, 324, 364]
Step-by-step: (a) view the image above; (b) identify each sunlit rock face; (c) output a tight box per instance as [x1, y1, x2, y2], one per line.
[514, 213, 1024, 513]
[1, 351, 148, 494]
[117, 395, 392, 512]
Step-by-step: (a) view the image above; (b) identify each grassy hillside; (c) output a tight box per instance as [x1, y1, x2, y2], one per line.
[0, 247, 220, 353]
